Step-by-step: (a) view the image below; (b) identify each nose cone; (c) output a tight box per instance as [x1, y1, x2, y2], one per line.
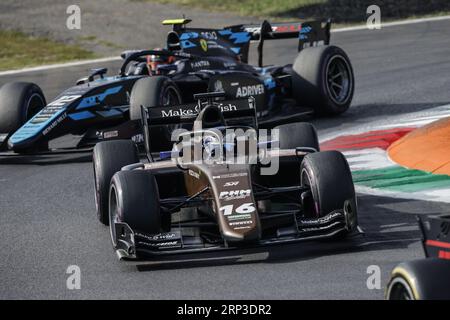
[7, 109, 64, 150]
[8, 124, 39, 150]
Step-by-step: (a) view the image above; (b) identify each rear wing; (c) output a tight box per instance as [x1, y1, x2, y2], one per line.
[241, 20, 330, 44]
[139, 92, 257, 161]
[237, 20, 331, 67]
[163, 18, 331, 66]
[141, 94, 256, 126]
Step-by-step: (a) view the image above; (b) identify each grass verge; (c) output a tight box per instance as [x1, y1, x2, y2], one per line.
[0, 30, 96, 71]
[148, 0, 450, 23]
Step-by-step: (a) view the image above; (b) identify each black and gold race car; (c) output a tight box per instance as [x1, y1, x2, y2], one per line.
[92, 92, 359, 259]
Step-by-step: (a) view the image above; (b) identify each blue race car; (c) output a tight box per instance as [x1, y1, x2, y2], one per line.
[0, 18, 354, 154]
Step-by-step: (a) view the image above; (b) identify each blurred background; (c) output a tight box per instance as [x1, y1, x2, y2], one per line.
[1, 0, 449, 71]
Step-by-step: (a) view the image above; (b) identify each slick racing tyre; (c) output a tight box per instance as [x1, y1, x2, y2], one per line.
[386, 259, 450, 300]
[0, 82, 47, 152]
[291, 45, 354, 116]
[129, 76, 182, 151]
[300, 151, 357, 235]
[275, 122, 320, 151]
[93, 140, 139, 225]
[264, 122, 319, 188]
[0, 82, 46, 133]
[109, 170, 162, 246]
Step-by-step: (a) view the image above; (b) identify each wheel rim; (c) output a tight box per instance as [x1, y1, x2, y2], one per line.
[109, 185, 119, 247]
[387, 277, 415, 300]
[25, 93, 45, 120]
[325, 55, 352, 105]
[162, 86, 181, 107]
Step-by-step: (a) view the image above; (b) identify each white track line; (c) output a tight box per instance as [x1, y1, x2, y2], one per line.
[0, 56, 120, 76]
[1, 15, 450, 76]
[332, 14, 450, 33]
[320, 103, 450, 142]
[356, 185, 450, 203]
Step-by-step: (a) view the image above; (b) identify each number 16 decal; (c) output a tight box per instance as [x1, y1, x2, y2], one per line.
[220, 203, 255, 216]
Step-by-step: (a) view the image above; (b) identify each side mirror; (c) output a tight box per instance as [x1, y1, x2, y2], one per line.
[76, 77, 89, 85]
[89, 68, 108, 80]
[76, 68, 107, 85]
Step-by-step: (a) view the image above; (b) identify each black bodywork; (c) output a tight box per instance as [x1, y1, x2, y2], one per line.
[109, 93, 359, 260]
[2, 19, 332, 153]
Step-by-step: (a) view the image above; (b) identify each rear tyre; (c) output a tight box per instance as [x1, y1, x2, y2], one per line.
[275, 122, 319, 151]
[386, 259, 450, 300]
[129, 76, 182, 150]
[300, 151, 357, 235]
[93, 140, 139, 225]
[264, 122, 319, 188]
[109, 170, 161, 246]
[291, 45, 354, 116]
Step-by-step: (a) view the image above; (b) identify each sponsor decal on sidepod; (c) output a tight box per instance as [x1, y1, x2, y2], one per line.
[236, 84, 265, 98]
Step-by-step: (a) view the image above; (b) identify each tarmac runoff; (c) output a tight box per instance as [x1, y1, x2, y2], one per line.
[321, 115, 450, 203]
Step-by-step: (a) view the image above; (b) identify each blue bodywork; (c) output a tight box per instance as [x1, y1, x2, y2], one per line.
[8, 75, 141, 151]
[3, 19, 331, 152]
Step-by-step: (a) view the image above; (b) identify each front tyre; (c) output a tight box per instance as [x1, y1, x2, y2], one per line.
[0, 82, 47, 152]
[93, 140, 139, 225]
[291, 45, 354, 116]
[300, 151, 357, 236]
[109, 170, 162, 248]
[0, 82, 46, 134]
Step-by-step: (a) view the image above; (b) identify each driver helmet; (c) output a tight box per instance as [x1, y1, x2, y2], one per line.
[147, 48, 175, 75]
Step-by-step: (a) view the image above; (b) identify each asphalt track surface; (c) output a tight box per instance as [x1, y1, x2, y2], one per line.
[1, 19, 450, 299]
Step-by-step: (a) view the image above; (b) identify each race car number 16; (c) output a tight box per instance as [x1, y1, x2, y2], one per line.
[220, 203, 255, 216]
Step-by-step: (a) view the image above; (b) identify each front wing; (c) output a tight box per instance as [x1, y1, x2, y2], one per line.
[112, 206, 360, 260]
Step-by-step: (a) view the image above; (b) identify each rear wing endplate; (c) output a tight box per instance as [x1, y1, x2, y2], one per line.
[141, 96, 256, 126]
[242, 20, 330, 43]
[232, 20, 331, 67]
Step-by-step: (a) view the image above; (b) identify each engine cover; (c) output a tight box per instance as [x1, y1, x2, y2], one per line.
[208, 73, 267, 114]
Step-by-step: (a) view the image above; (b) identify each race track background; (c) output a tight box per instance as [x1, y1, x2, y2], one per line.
[0, 18, 450, 299]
